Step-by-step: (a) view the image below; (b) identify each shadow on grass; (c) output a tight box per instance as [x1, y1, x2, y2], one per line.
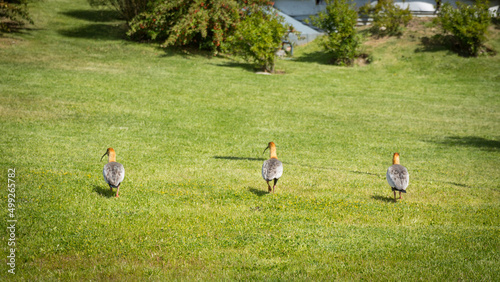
[57, 8, 127, 40]
[415, 34, 452, 53]
[493, 17, 500, 30]
[213, 156, 266, 161]
[434, 136, 500, 151]
[416, 35, 497, 57]
[294, 51, 371, 66]
[214, 61, 259, 73]
[371, 195, 395, 203]
[93, 185, 114, 198]
[350, 170, 379, 177]
[58, 23, 127, 40]
[294, 50, 333, 65]
[0, 22, 40, 35]
[61, 9, 122, 22]
[247, 187, 268, 197]
[443, 181, 470, 188]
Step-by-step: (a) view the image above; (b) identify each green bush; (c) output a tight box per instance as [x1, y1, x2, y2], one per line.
[436, 0, 491, 56]
[224, 6, 290, 73]
[87, 0, 150, 22]
[128, 0, 239, 51]
[308, 0, 361, 66]
[0, 0, 34, 32]
[127, 0, 274, 53]
[359, 0, 412, 37]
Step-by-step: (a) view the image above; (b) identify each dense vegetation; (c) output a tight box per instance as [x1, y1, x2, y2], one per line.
[436, 0, 492, 56]
[308, 0, 362, 66]
[0, 0, 34, 32]
[125, 0, 287, 71]
[0, 0, 499, 280]
[359, 0, 412, 37]
[87, 0, 150, 22]
[224, 6, 290, 72]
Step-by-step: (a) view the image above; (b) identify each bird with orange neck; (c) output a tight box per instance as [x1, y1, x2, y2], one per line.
[262, 142, 283, 193]
[101, 148, 125, 198]
[386, 152, 409, 202]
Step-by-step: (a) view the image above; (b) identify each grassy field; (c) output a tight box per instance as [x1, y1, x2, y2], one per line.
[1, 0, 499, 280]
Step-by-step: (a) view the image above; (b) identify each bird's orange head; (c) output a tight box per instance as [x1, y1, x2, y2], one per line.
[263, 142, 278, 159]
[392, 152, 400, 165]
[101, 148, 116, 163]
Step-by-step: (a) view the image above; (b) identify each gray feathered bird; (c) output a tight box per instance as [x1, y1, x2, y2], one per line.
[386, 152, 409, 201]
[262, 142, 283, 193]
[101, 148, 125, 197]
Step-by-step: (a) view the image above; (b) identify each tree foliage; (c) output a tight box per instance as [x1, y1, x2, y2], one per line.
[127, 0, 274, 52]
[87, 0, 150, 22]
[359, 0, 412, 37]
[224, 6, 290, 72]
[0, 0, 34, 32]
[308, 0, 361, 66]
[436, 0, 491, 56]
[111, 0, 289, 72]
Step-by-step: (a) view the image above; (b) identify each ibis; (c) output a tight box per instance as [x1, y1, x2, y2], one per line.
[262, 142, 283, 193]
[386, 152, 409, 202]
[101, 148, 125, 198]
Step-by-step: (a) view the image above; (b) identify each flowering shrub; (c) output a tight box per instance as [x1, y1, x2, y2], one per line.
[308, 0, 361, 66]
[436, 0, 491, 56]
[127, 0, 274, 52]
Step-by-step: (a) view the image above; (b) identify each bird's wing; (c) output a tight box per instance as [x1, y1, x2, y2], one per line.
[397, 167, 409, 190]
[274, 160, 283, 179]
[386, 168, 396, 187]
[387, 165, 409, 190]
[104, 162, 125, 187]
[114, 162, 125, 184]
[103, 166, 110, 185]
[262, 160, 269, 181]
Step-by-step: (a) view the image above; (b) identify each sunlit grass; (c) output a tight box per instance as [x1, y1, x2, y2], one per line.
[0, 0, 499, 280]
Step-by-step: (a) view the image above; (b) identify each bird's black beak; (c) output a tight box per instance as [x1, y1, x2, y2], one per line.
[100, 151, 108, 161]
[262, 144, 270, 155]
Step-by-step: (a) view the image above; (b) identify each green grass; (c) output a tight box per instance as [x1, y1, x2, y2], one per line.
[1, 0, 499, 279]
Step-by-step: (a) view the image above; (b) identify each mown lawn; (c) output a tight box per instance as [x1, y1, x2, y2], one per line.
[1, 0, 499, 280]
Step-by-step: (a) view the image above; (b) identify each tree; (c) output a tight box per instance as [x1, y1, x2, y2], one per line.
[359, 0, 412, 37]
[436, 0, 491, 56]
[87, 0, 150, 22]
[224, 6, 291, 73]
[0, 0, 34, 32]
[127, 0, 274, 53]
[308, 0, 361, 66]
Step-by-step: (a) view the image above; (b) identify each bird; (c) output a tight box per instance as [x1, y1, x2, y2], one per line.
[262, 142, 283, 193]
[101, 148, 125, 198]
[386, 152, 409, 202]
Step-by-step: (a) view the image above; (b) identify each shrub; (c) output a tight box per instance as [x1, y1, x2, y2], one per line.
[359, 0, 412, 37]
[128, 0, 239, 51]
[436, 0, 491, 56]
[224, 6, 290, 73]
[0, 0, 34, 32]
[308, 0, 361, 66]
[87, 0, 150, 22]
[127, 0, 274, 53]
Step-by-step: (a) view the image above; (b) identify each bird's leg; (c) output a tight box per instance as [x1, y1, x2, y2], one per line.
[110, 185, 113, 192]
[393, 191, 397, 202]
[273, 179, 278, 194]
[399, 191, 402, 199]
[267, 181, 272, 193]
[115, 184, 120, 198]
